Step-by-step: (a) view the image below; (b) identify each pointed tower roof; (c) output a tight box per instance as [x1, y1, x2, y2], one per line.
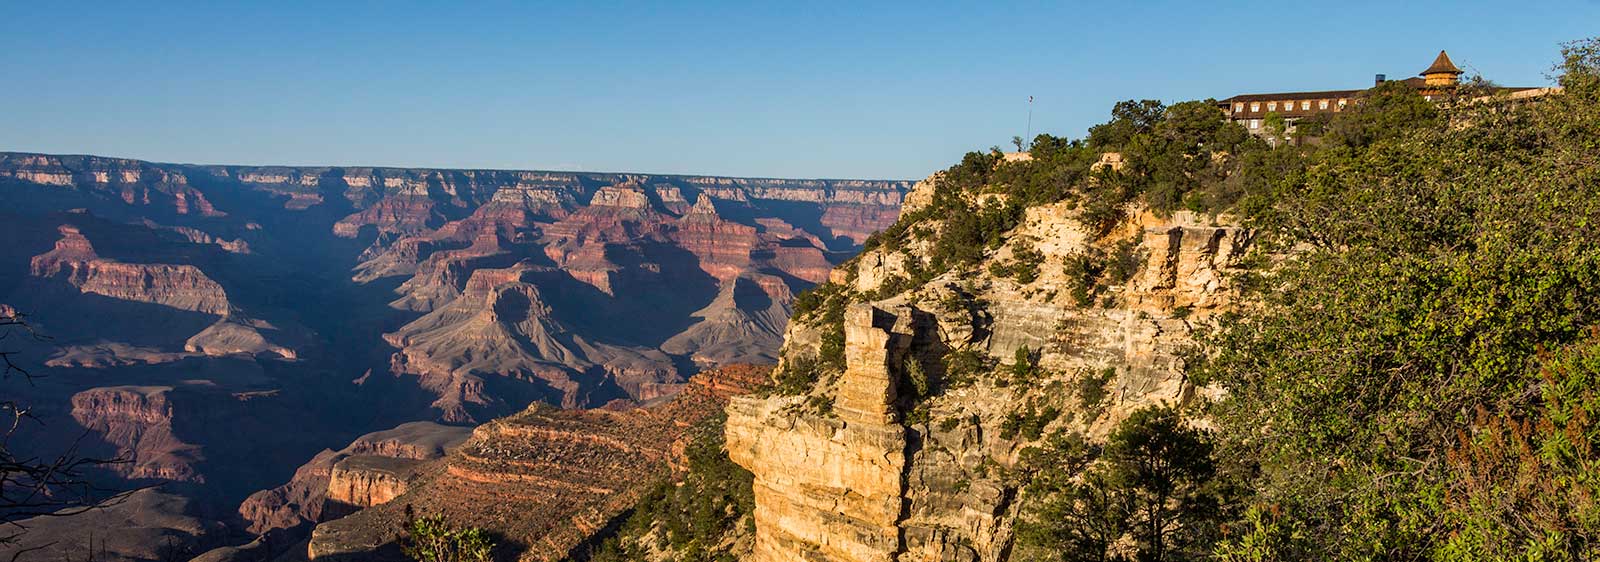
[1421, 50, 1463, 76]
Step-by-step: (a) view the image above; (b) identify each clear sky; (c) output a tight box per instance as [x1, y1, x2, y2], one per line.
[3, 1, 1596, 180]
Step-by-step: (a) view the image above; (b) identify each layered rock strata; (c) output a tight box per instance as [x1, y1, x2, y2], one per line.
[305, 366, 766, 561]
[727, 173, 1251, 562]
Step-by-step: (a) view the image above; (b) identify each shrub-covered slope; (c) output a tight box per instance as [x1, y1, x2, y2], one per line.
[586, 38, 1600, 562]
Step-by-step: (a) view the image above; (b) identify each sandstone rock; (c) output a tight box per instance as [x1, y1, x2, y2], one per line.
[729, 175, 1251, 561]
[305, 366, 766, 561]
[31, 225, 232, 315]
[325, 456, 420, 514]
[238, 422, 471, 535]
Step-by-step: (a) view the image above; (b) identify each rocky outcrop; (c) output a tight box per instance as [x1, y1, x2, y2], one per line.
[325, 456, 420, 512]
[239, 422, 471, 534]
[70, 386, 203, 482]
[727, 171, 1252, 561]
[0, 153, 223, 217]
[31, 225, 232, 315]
[726, 305, 933, 562]
[305, 366, 766, 561]
[0, 150, 908, 560]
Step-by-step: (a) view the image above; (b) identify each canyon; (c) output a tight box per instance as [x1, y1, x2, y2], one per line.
[2, 151, 1246, 562]
[0, 152, 907, 561]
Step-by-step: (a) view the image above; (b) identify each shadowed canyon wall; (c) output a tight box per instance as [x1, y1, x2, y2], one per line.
[0, 152, 906, 561]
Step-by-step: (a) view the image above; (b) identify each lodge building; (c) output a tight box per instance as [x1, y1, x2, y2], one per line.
[1218, 51, 1544, 138]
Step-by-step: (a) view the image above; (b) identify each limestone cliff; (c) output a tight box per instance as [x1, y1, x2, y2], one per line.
[725, 172, 1251, 562]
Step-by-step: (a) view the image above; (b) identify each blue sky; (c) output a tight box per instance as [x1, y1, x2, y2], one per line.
[2, 1, 1595, 180]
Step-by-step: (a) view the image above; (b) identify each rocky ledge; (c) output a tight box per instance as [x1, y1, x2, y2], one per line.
[726, 171, 1252, 561]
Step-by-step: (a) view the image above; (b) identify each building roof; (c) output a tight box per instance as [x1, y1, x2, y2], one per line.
[1422, 50, 1463, 76]
[1219, 89, 1362, 104]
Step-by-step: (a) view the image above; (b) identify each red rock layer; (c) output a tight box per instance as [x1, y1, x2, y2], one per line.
[820, 203, 903, 244]
[70, 386, 203, 483]
[305, 365, 768, 561]
[0, 153, 224, 217]
[333, 195, 443, 238]
[31, 225, 232, 315]
[238, 422, 472, 534]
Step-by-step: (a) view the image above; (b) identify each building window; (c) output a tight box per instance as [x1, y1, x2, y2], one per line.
[1301, 100, 1311, 110]
[1235, 103, 1244, 112]
[1338, 99, 1347, 109]
[1267, 102, 1277, 111]
[1250, 119, 1261, 129]
[1251, 102, 1260, 112]
[1319, 99, 1329, 109]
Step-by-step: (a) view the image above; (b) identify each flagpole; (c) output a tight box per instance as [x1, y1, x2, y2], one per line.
[1025, 96, 1034, 151]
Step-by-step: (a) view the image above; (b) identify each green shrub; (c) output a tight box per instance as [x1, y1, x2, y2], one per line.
[904, 358, 930, 399]
[1076, 368, 1115, 419]
[1008, 346, 1039, 385]
[990, 241, 1046, 284]
[942, 349, 992, 388]
[399, 510, 495, 562]
[581, 415, 754, 562]
[1062, 250, 1107, 306]
[772, 354, 824, 396]
[1000, 401, 1062, 441]
[1105, 235, 1145, 285]
[1194, 37, 1600, 562]
[1015, 407, 1225, 562]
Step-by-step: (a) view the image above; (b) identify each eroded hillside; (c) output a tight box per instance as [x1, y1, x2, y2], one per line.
[726, 171, 1249, 561]
[0, 152, 906, 561]
[589, 41, 1600, 562]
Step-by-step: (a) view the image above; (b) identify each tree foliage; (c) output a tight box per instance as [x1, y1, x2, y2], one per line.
[399, 509, 495, 562]
[1195, 37, 1600, 561]
[581, 414, 754, 562]
[1016, 407, 1225, 562]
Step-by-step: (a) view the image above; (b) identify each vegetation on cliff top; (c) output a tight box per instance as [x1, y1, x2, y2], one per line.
[1193, 39, 1600, 561]
[997, 38, 1600, 562]
[629, 37, 1600, 562]
[806, 37, 1600, 562]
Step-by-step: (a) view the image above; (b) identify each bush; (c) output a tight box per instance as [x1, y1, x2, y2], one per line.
[1000, 401, 1062, 441]
[1016, 407, 1226, 562]
[1435, 331, 1600, 560]
[772, 353, 825, 396]
[1008, 346, 1040, 385]
[583, 415, 754, 562]
[399, 509, 495, 562]
[990, 241, 1046, 284]
[788, 282, 849, 377]
[1062, 250, 1107, 306]
[942, 349, 992, 388]
[1076, 367, 1115, 415]
[904, 357, 931, 399]
[1195, 37, 1600, 561]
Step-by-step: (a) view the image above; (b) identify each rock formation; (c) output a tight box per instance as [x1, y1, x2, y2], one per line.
[725, 174, 1252, 561]
[304, 365, 766, 561]
[0, 151, 906, 561]
[31, 224, 232, 315]
[239, 421, 471, 534]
